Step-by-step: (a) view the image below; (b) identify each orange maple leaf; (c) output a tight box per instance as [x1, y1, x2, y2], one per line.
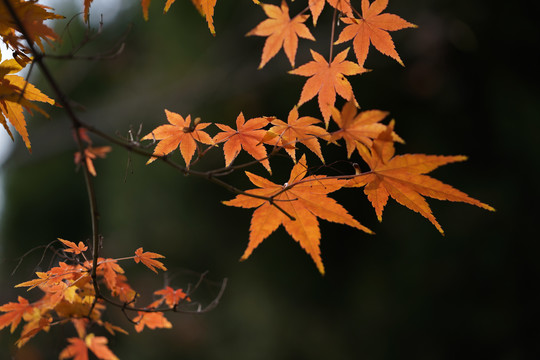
[141, 0, 176, 20]
[133, 311, 172, 332]
[154, 286, 190, 307]
[59, 337, 88, 360]
[224, 154, 372, 274]
[262, 106, 329, 163]
[142, 110, 213, 167]
[330, 100, 402, 158]
[334, 0, 416, 66]
[102, 321, 128, 336]
[15, 262, 84, 291]
[74, 146, 112, 177]
[348, 123, 495, 234]
[134, 247, 167, 273]
[59, 238, 88, 255]
[289, 48, 367, 127]
[309, 0, 353, 25]
[247, 0, 314, 69]
[0, 296, 33, 333]
[15, 314, 52, 348]
[59, 334, 119, 360]
[1, 59, 55, 151]
[141, 0, 151, 20]
[0, 0, 63, 53]
[190, 0, 217, 35]
[213, 112, 273, 173]
[95, 258, 124, 291]
[86, 334, 119, 360]
[83, 0, 92, 22]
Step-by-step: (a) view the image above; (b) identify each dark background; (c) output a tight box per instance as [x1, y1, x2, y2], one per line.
[1, 0, 538, 359]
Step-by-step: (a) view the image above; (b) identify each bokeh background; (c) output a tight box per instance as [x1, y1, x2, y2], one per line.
[1, 0, 538, 359]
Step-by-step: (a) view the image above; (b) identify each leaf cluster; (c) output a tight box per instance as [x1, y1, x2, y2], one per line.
[0, 0, 494, 358]
[1, 239, 186, 360]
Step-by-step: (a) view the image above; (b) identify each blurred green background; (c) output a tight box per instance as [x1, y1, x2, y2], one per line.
[1, 0, 538, 359]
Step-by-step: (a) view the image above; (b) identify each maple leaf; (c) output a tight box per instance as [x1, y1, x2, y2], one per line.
[59, 337, 88, 360]
[154, 286, 190, 307]
[334, 0, 416, 67]
[164, 0, 176, 13]
[15, 314, 52, 348]
[224, 154, 372, 274]
[74, 146, 112, 177]
[59, 238, 88, 255]
[309, 0, 353, 25]
[327, 0, 353, 16]
[213, 112, 273, 173]
[0, 296, 33, 333]
[0, 0, 63, 53]
[102, 321, 128, 336]
[142, 110, 213, 167]
[142, 0, 178, 20]
[95, 258, 125, 292]
[59, 334, 119, 360]
[1, 60, 55, 151]
[289, 48, 367, 127]
[262, 106, 329, 163]
[330, 100, 402, 158]
[247, 0, 315, 69]
[348, 123, 495, 234]
[190, 0, 217, 35]
[86, 334, 119, 360]
[83, 0, 92, 22]
[133, 311, 172, 332]
[134, 247, 167, 273]
[15, 271, 54, 290]
[141, 0, 151, 20]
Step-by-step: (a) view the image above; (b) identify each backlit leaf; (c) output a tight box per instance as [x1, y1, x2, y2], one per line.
[142, 110, 213, 167]
[248, 0, 315, 68]
[59, 238, 88, 255]
[0, 296, 33, 333]
[334, 0, 416, 66]
[348, 123, 494, 233]
[224, 155, 372, 274]
[263, 107, 329, 163]
[213, 112, 274, 173]
[289, 48, 367, 127]
[133, 311, 172, 333]
[134, 248, 167, 273]
[330, 100, 402, 158]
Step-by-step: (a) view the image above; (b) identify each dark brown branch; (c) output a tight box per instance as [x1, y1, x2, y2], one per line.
[1, 0, 103, 311]
[99, 276, 228, 315]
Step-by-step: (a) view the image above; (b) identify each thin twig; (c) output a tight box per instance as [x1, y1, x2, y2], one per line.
[1, 0, 103, 313]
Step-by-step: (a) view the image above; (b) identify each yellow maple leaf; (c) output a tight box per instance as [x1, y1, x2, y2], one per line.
[0, 59, 55, 151]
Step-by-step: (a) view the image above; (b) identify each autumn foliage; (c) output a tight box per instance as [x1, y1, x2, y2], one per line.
[0, 0, 493, 358]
